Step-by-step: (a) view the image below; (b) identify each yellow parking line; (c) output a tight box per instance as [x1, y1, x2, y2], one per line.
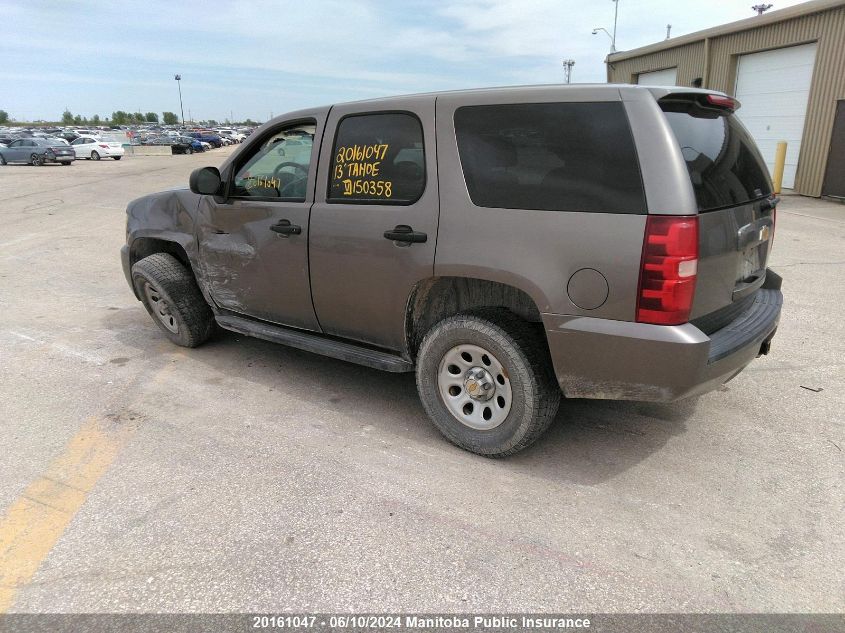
[0, 416, 131, 612]
[0, 348, 184, 612]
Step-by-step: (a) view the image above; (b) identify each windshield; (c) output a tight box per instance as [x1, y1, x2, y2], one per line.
[661, 100, 772, 212]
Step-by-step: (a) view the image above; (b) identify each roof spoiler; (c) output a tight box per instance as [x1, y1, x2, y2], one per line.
[657, 91, 741, 115]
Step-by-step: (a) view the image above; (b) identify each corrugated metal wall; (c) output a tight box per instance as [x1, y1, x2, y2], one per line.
[607, 5, 845, 196]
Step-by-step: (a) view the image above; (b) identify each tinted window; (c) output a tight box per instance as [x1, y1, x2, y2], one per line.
[454, 102, 646, 214]
[328, 112, 425, 204]
[661, 101, 772, 211]
[232, 122, 315, 200]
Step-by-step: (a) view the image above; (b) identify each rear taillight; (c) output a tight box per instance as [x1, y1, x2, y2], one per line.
[637, 215, 699, 326]
[98, 144, 109, 148]
[705, 94, 738, 110]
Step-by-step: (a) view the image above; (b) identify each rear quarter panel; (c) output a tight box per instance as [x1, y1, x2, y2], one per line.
[434, 86, 647, 321]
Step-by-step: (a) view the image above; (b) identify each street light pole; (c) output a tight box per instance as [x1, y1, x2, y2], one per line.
[591, 27, 616, 53]
[611, 0, 619, 52]
[562, 59, 575, 84]
[174, 74, 185, 126]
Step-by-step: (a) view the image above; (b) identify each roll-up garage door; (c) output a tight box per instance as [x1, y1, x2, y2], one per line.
[637, 67, 678, 86]
[734, 43, 817, 189]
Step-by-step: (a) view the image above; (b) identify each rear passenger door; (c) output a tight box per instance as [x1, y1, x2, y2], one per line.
[309, 97, 438, 352]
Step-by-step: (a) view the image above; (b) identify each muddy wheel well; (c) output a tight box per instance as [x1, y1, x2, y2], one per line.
[405, 277, 543, 358]
[131, 238, 191, 272]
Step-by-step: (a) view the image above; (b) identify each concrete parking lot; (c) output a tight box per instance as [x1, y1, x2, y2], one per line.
[0, 151, 842, 613]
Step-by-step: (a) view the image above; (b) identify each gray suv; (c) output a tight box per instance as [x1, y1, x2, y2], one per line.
[121, 85, 782, 456]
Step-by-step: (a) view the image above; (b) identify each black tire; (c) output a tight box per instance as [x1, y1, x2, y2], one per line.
[91, 151, 100, 161]
[113, 156, 121, 160]
[131, 253, 214, 348]
[31, 153, 43, 166]
[416, 310, 561, 457]
[186, 147, 193, 155]
[61, 161, 71, 166]
[0, 154, 6, 165]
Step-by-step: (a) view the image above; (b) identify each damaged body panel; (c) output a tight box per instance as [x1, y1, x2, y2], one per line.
[121, 188, 202, 300]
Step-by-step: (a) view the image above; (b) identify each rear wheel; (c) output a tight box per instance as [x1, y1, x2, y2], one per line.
[61, 161, 71, 166]
[186, 147, 193, 155]
[131, 253, 214, 348]
[416, 310, 560, 456]
[0, 154, 6, 165]
[30, 153, 44, 166]
[113, 156, 121, 160]
[91, 151, 100, 160]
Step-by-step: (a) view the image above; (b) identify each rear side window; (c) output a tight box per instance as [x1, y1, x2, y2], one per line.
[661, 100, 772, 211]
[454, 102, 646, 214]
[328, 112, 425, 204]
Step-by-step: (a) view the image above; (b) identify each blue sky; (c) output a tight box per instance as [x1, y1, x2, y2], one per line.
[3, 0, 806, 123]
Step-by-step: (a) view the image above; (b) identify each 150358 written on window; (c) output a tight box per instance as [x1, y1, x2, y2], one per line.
[332, 143, 392, 199]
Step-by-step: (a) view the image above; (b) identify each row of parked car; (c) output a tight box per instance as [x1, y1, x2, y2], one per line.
[0, 125, 254, 165]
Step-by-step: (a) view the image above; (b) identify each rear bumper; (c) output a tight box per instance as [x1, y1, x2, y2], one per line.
[544, 270, 783, 402]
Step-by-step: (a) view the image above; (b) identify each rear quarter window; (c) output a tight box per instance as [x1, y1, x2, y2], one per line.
[454, 102, 646, 214]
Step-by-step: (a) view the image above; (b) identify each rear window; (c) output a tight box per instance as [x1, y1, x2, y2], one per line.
[454, 102, 646, 214]
[661, 100, 772, 211]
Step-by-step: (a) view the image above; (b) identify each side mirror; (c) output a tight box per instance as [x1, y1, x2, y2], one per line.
[189, 166, 222, 195]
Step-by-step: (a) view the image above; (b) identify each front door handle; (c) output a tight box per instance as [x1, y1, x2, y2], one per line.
[270, 219, 301, 236]
[384, 224, 427, 244]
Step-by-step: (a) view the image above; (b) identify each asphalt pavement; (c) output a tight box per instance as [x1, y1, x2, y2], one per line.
[0, 149, 842, 613]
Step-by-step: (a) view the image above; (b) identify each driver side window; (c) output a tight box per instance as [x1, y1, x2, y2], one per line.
[232, 121, 316, 200]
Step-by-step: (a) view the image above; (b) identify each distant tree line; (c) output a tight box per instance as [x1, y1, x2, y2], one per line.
[0, 107, 259, 127]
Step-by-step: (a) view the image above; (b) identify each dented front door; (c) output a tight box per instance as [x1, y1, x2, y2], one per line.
[195, 112, 326, 331]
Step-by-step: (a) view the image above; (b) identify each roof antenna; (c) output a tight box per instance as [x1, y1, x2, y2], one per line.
[665, 24, 672, 39]
[752, 4, 773, 14]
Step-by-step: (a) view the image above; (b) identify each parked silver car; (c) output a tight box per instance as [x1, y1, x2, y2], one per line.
[0, 138, 75, 165]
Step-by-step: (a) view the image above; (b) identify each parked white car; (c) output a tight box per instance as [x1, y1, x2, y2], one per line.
[70, 136, 125, 160]
[217, 129, 245, 142]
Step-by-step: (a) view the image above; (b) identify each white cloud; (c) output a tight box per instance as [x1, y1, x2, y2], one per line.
[3, 0, 812, 120]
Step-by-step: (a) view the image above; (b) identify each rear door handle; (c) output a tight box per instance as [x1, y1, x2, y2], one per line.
[270, 219, 301, 236]
[384, 224, 427, 244]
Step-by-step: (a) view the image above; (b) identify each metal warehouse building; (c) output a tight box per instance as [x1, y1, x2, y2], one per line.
[605, 0, 845, 197]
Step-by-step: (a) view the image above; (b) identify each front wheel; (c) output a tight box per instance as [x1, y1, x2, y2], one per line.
[131, 253, 214, 348]
[113, 156, 121, 160]
[416, 310, 560, 457]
